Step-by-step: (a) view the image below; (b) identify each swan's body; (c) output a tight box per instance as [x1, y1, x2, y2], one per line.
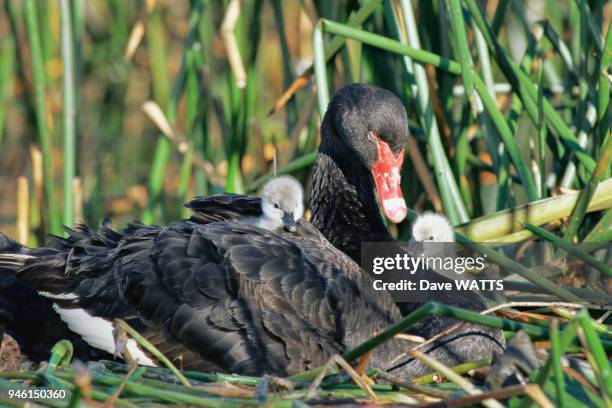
[0, 218, 415, 374]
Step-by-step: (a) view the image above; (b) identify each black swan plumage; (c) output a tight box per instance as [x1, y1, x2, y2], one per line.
[0, 84, 504, 377]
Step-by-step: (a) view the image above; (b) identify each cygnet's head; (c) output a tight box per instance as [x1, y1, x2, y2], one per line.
[261, 176, 304, 232]
[411, 212, 455, 242]
[408, 212, 455, 259]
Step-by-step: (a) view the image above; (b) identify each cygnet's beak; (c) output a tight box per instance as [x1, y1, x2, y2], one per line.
[282, 211, 297, 232]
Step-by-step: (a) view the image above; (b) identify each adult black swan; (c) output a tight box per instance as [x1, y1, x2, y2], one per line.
[190, 84, 505, 371]
[310, 84, 504, 370]
[0, 84, 503, 377]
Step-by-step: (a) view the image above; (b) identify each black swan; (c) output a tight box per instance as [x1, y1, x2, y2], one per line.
[0, 84, 503, 377]
[310, 84, 504, 371]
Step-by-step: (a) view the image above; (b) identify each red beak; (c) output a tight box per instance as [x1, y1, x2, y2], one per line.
[371, 136, 407, 224]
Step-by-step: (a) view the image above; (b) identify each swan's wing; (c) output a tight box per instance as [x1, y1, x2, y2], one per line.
[185, 194, 262, 224]
[47, 224, 123, 250]
[114, 222, 345, 375]
[13, 224, 140, 318]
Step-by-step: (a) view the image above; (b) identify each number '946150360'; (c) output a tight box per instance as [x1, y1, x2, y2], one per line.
[8, 389, 67, 399]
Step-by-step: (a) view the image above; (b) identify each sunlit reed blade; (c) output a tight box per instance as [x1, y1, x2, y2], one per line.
[124, 20, 145, 62]
[17, 176, 29, 245]
[220, 0, 246, 89]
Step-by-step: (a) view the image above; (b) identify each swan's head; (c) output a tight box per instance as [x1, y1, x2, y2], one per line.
[411, 212, 455, 243]
[323, 84, 409, 224]
[261, 176, 304, 232]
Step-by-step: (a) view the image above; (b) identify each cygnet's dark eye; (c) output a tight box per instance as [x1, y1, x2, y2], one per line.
[274, 204, 279, 209]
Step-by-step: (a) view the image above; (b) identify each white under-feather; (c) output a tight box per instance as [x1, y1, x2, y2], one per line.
[38, 291, 79, 300]
[52, 305, 156, 366]
[1, 251, 156, 366]
[0, 253, 35, 268]
[0, 253, 35, 260]
[126, 340, 156, 366]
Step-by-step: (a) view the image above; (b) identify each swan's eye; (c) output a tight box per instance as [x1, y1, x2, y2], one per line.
[367, 130, 378, 143]
[428, 235, 434, 241]
[274, 203, 279, 209]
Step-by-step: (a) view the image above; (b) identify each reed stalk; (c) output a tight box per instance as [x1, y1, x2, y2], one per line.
[23, 0, 61, 235]
[410, 350, 504, 408]
[456, 178, 612, 242]
[583, 208, 612, 243]
[391, 1, 469, 225]
[46, 340, 74, 372]
[456, 233, 581, 302]
[549, 320, 566, 407]
[248, 152, 316, 190]
[60, 0, 76, 227]
[446, 0, 475, 112]
[272, 0, 296, 132]
[313, 23, 329, 115]
[142, 4, 171, 224]
[576, 310, 612, 403]
[115, 319, 191, 387]
[524, 223, 611, 278]
[597, 22, 612, 130]
[0, 34, 13, 149]
[16, 176, 29, 245]
[563, 134, 612, 241]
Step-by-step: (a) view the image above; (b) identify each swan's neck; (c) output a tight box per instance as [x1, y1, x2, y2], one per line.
[310, 138, 392, 264]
